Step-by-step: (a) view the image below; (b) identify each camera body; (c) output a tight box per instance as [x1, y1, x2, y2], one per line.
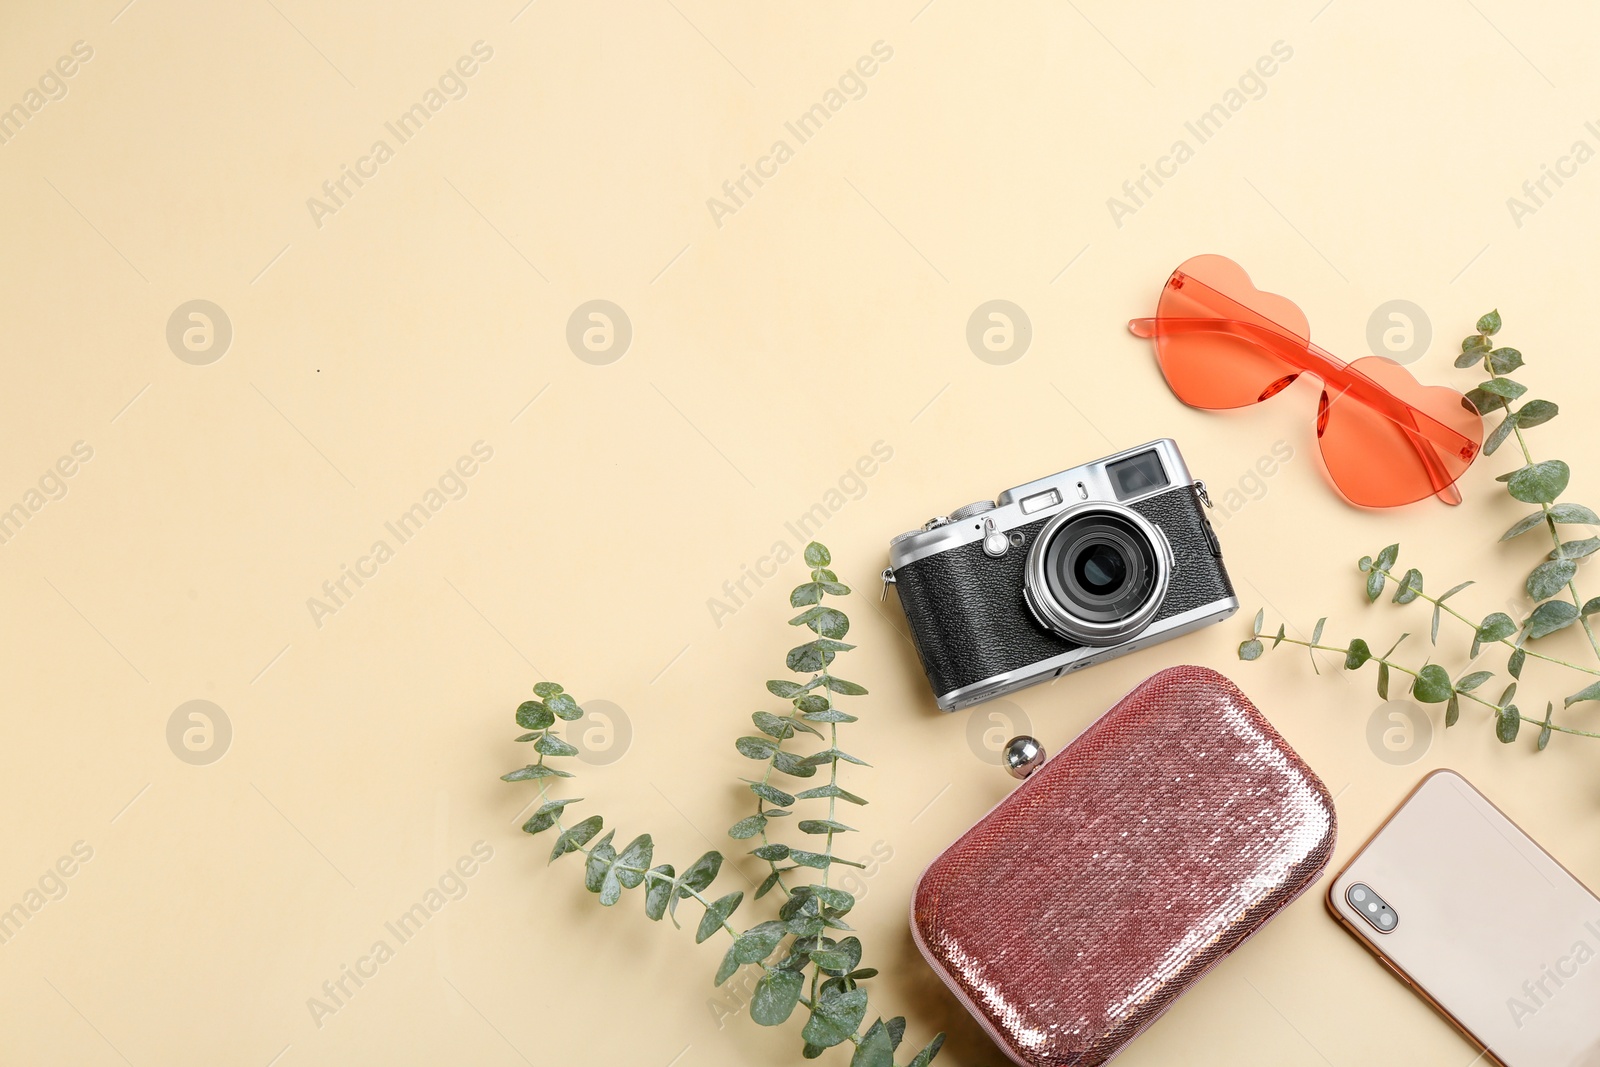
[885, 440, 1237, 711]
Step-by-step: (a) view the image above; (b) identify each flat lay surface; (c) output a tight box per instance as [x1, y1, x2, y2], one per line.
[3, 2, 1599, 1064]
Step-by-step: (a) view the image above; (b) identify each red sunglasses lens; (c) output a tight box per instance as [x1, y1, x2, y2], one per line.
[1319, 357, 1483, 508]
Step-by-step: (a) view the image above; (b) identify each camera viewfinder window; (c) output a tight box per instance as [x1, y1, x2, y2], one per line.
[1107, 451, 1168, 500]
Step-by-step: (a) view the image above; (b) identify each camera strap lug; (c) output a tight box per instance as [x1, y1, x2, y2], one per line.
[1192, 479, 1213, 509]
[880, 567, 896, 601]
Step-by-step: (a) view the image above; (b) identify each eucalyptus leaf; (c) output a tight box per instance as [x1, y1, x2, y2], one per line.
[1377, 661, 1389, 699]
[1375, 544, 1399, 572]
[767, 680, 805, 698]
[1446, 694, 1460, 728]
[546, 693, 582, 720]
[1500, 512, 1549, 541]
[850, 1023, 895, 1067]
[1477, 377, 1526, 399]
[749, 782, 796, 806]
[751, 968, 805, 1026]
[729, 815, 767, 840]
[1477, 309, 1501, 334]
[1456, 671, 1493, 692]
[804, 542, 832, 566]
[1484, 416, 1516, 456]
[534, 734, 578, 758]
[695, 891, 744, 944]
[643, 864, 675, 920]
[824, 676, 868, 696]
[678, 851, 722, 894]
[1412, 664, 1452, 703]
[1509, 647, 1527, 678]
[501, 764, 572, 782]
[1488, 346, 1523, 374]
[1393, 568, 1424, 604]
[1501, 461, 1570, 504]
[532, 681, 564, 697]
[1525, 600, 1579, 639]
[790, 582, 823, 607]
[1549, 503, 1600, 525]
[516, 700, 554, 730]
[1365, 569, 1385, 602]
[1564, 681, 1600, 708]
[801, 986, 868, 1049]
[551, 815, 604, 861]
[736, 736, 777, 760]
[1516, 400, 1559, 428]
[1496, 705, 1521, 744]
[909, 1035, 948, 1067]
[1526, 558, 1577, 600]
[1345, 639, 1371, 670]
[1238, 639, 1263, 661]
[1553, 537, 1600, 561]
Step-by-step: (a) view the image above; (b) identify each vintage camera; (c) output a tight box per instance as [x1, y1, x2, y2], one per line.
[883, 440, 1237, 711]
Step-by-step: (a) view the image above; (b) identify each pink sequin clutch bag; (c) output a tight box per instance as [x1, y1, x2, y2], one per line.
[911, 665, 1336, 1067]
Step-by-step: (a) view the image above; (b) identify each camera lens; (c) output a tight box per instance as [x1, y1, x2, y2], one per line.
[1045, 515, 1155, 623]
[1024, 505, 1171, 646]
[1074, 543, 1127, 594]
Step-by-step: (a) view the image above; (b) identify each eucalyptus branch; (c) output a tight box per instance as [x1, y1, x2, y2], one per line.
[1240, 617, 1600, 746]
[1236, 310, 1600, 748]
[500, 542, 944, 1067]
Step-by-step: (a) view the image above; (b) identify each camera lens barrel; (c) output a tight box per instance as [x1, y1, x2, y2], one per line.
[1022, 503, 1172, 646]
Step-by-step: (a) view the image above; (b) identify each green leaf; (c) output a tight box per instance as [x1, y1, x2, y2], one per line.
[1525, 600, 1579, 639]
[851, 1023, 896, 1067]
[1549, 503, 1600, 525]
[755, 869, 785, 899]
[502, 764, 572, 782]
[1477, 310, 1502, 335]
[516, 700, 554, 730]
[1563, 681, 1600, 708]
[1496, 705, 1521, 744]
[1464, 388, 1503, 416]
[696, 891, 744, 944]
[532, 681, 564, 698]
[1344, 639, 1371, 670]
[731, 920, 787, 965]
[679, 851, 722, 894]
[771, 750, 818, 778]
[1509, 648, 1527, 678]
[614, 834, 652, 890]
[751, 968, 805, 1026]
[1477, 377, 1526, 399]
[736, 736, 777, 760]
[749, 782, 796, 806]
[584, 832, 616, 897]
[1477, 612, 1516, 644]
[546, 693, 582, 721]
[1445, 694, 1460, 728]
[750, 843, 790, 861]
[1526, 558, 1577, 601]
[801, 986, 868, 1049]
[1455, 671, 1493, 692]
[1501, 461, 1570, 504]
[522, 797, 583, 835]
[551, 815, 604, 861]
[804, 542, 831, 566]
[1538, 722, 1552, 751]
[1377, 661, 1389, 699]
[534, 734, 578, 757]
[1392, 568, 1424, 604]
[909, 1034, 947, 1067]
[643, 864, 675, 920]
[1483, 416, 1516, 456]
[1253, 608, 1266, 630]
[729, 815, 767, 840]
[786, 643, 831, 673]
[795, 783, 868, 805]
[790, 582, 823, 607]
[1516, 400, 1559, 427]
[1412, 664, 1452, 703]
[798, 819, 856, 835]
[810, 936, 863, 974]
[791, 605, 851, 639]
[824, 676, 868, 696]
[1501, 512, 1549, 541]
[1553, 537, 1600, 561]
[1375, 544, 1399, 571]
[1365, 569, 1385, 602]
[808, 747, 869, 767]
[1356, 556, 1372, 573]
[1488, 346, 1522, 373]
[1239, 639, 1264, 661]
[801, 707, 858, 724]
[767, 680, 805, 698]
[714, 942, 741, 987]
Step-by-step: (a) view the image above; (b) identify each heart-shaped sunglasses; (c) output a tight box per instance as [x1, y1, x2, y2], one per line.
[1129, 255, 1482, 508]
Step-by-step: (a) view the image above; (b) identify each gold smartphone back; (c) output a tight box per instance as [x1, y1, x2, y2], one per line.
[1328, 769, 1600, 1067]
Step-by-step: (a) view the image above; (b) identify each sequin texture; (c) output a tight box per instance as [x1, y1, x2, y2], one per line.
[911, 665, 1336, 1067]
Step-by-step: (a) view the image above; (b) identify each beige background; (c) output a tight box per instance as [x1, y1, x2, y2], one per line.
[3, 1, 1598, 1064]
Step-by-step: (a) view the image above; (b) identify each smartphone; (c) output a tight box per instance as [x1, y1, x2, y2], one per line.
[1328, 769, 1600, 1066]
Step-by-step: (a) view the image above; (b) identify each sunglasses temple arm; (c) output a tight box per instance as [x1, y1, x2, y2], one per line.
[1130, 316, 1477, 460]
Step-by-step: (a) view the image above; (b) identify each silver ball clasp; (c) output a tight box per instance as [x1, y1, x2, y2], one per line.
[1003, 735, 1046, 780]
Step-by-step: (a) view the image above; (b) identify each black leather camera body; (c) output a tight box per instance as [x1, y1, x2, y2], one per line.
[884, 440, 1237, 711]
